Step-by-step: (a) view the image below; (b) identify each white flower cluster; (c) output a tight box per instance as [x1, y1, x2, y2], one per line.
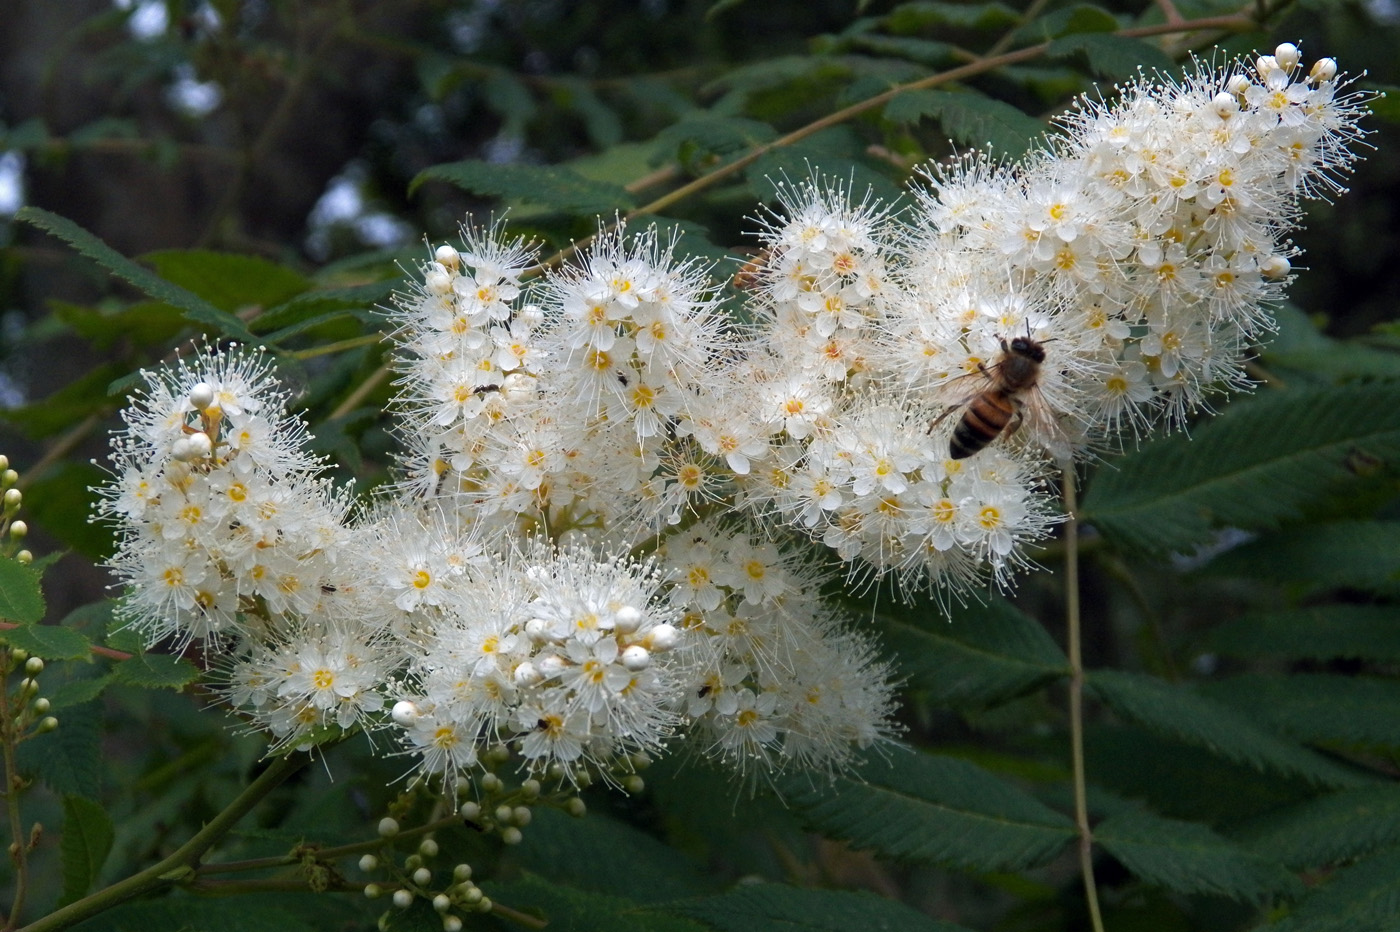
[98, 46, 1364, 790]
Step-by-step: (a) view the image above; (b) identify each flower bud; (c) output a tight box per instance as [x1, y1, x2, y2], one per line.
[495, 805, 513, 825]
[434, 245, 461, 270]
[24, 657, 43, 675]
[566, 797, 587, 817]
[501, 827, 523, 846]
[1225, 74, 1250, 98]
[453, 863, 473, 882]
[443, 916, 463, 932]
[1211, 92, 1238, 120]
[1255, 55, 1279, 79]
[622, 774, 645, 794]
[433, 893, 451, 913]
[613, 605, 642, 635]
[459, 801, 481, 821]
[2, 469, 18, 489]
[391, 700, 419, 725]
[3, 489, 20, 510]
[425, 265, 453, 295]
[392, 889, 414, 908]
[419, 838, 439, 858]
[512, 661, 541, 687]
[647, 623, 680, 652]
[1274, 42, 1300, 71]
[1310, 57, 1337, 83]
[188, 382, 216, 410]
[364, 883, 382, 899]
[412, 867, 432, 886]
[512, 806, 532, 826]
[170, 438, 198, 462]
[37, 717, 57, 734]
[621, 645, 651, 671]
[378, 817, 400, 837]
[16, 551, 31, 565]
[359, 854, 379, 872]
[480, 772, 502, 793]
[1261, 255, 1292, 280]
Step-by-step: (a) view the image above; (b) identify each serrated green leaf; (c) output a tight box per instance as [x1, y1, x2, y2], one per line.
[1201, 520, 1400, 596]
[66, 896, 344, 932]
[1235, 785, 1400, 869]
[52, 299, 187, 349]
[49, 674, 114, 710]
[783, 751, 1076, 871]
[876, 596, 1067, 708]
[143, 249, 311, 314]
[847, 34, 956, 67]
[514, 807, 715, 903]
[1080, 384, 1400, 557]
[883, 89, 1048, 158]
[410, 160, 635, 214]
[1200, 674, 1400, 749]
[1207, 605, 1400, 662]
[59, 795, 114, 906]
[885, 1, 1021, 32]
[253, 280, 401, 335]
[15, 207, 259, 343]
[15, 700, 102, 797]
[1087, 670, 1369, 788]
[111, 652, 201, 690]
[1268, 849, 1400, 931]
[1047, 33, 1175, 80]
[653, 114, 779, 170]
[1095, 807, 1301, 903]
[5, 624, 90, 661]
[482, 874, 707, 932]
[0, 558, 45, 623]
[663, 883, 975, 932]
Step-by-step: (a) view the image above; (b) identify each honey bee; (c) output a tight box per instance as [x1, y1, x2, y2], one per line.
[731, 247, 773, 291]
[941, 334, 1047, 460]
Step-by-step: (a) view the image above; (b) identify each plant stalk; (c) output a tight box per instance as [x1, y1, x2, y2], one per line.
[1062, 463, 1105, 932]
[18, 753, 308, 932]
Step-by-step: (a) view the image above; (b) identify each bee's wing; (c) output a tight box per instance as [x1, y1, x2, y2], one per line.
[1014, 383, 1085, 460]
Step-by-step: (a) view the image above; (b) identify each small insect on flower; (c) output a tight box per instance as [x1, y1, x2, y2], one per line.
[934, 334, 1047, 460]
[730, 247, 774, 291]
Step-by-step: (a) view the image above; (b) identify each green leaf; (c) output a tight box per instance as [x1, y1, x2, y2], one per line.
[111, 652, 201, 690]
[783, 751, 1076, 871]
[884, 1, 1021, 32]
[5, 624, 90, 661]
[15, 207, 259, 343]
[2, 363, 127, 439]
[653, 114, 779, 170]
[252, 280, 401, 335]
[66, 895, 351, 932]
[882, 89, 1048, 159]
[1047, 33, 1175, 80]
[1095, 808, 1301, 903]
[142, 249, 311, 314]
[59, 795, 114, 906]
[1200, 674, 1400, 749]
[876, 595, 1067, 708]
[1268, 849, 1400, 932]
[481, 874, 707, 932]
[16, 700, 102, 797]
[0, 558, 46, 623]
[663, 883, 976, 931]
[1208, 605, 1400, 663]
[49, 674, 114, 710]
[1087, 670, 1370, 788]
[1235, 785, 1400, 869]
[513, 807, 715, 903]
[409, 160, 635, 214]
[52, 299, 187, 349]
[1080, 384, 1400, 557]
[1201, 520, 1400, 597]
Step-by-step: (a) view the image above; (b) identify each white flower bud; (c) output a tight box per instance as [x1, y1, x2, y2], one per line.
[434, 244, 461, 270]
[170, 437, 198, 462]
[523, 618, 551, 643]
[16, 550, 30, 565]
[480, 772, 502, 792]
[185, 431, 213, 459]
[433, 893, 451, 913]
[1211, 92, 1238, 119]
[501, 827, 523, 845]
[37, 717, 57, 734]
[9, 520, 27, 540]
[459, 801, 481, 820]
[363, 883, 382, 899]
[359, 854, 379, 872]
[520, 779, 541, 799]
[513, 806, 532, 826]
[1261, 255, 1292, 280]
[391, 700, 419, 725]
[188, 382, 216, 410]
[412, 867, 432, 887]
[453, 863, 473, 882]
[621, 645, 651, 671]
[500, 372, 535, 402]
[419, 838, 439, 858]
[444, 916, 463, 932]
[613, 604, 642, 635]
[392, 889, 414, 908]
[512, 661, 541, 687]
[566, 797, 586, 817]
[647, 623, 680, 652]
[1274, 42, 1300, 71]
[0, 455, 7, 472]
[425, 264, 453, 295]
[1225, 74, 1251, 98]
[517, 303, 545, 327]
[622, 774, 645, 794]
[1255, 55, 1278, 79]
[536, 653, 565, 679]
[378, 817, 400, 837]
[1310, 57, 1337, 83]
[1, 469, 17, 488]
[494, 804, 513, 825]
[24, 657, 43, 675]
[32, 698, 49, 714]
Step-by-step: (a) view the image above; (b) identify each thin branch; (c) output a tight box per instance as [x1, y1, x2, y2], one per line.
[18, 753, 308, 932]
[1061, 464, 1105, 932]
[1, 663, 31, 931]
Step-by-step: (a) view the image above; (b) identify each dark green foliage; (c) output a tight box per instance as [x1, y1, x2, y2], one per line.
[0, 557, 45, 624]
[1235, 785, 1400, 869]
[662, 883, 978, 931]
[410, 160, 637, 214]
[883, 89, 1050, 158]
[783, 752, 1076, 871]
[1080, 384, 1400, 557]
[59, 795, 114, 907]
[1094, 808, 1302, 903]
[877, 595, 1068, 707]
[1207, 605, 1400, 662]
[1266, 849, 1400, 931]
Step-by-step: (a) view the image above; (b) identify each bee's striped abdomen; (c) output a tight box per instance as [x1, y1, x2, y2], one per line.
[949, 390, 1015, 459]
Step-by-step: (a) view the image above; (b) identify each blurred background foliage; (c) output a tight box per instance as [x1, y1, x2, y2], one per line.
[2, 1, 1399, 931]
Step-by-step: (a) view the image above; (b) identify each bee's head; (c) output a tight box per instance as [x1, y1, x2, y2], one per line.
[1009, 335, 1046, 363]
